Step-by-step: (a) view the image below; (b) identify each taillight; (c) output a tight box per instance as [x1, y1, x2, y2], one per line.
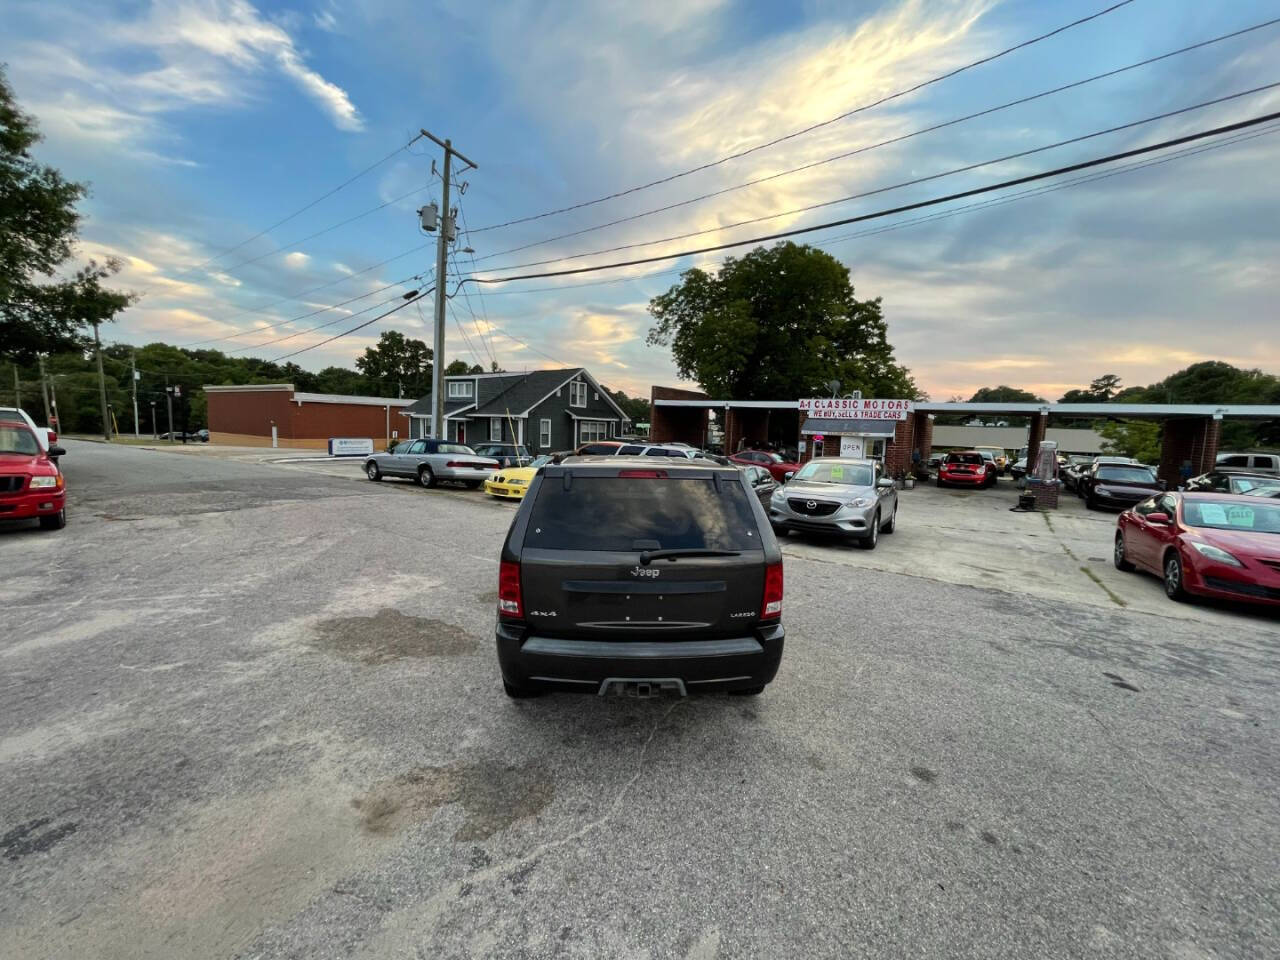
[761, 562, 783, 620]
[498, 561, 523, 618]
[619, 469, 667, 478]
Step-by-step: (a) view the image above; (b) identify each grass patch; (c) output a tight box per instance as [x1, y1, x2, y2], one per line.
[1079, 565, 1126, 607]
[1040, 511, 1055, 532]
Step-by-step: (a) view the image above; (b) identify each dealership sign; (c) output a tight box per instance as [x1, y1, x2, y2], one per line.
[799, 398, 914, 421]
[328, 437, 375, 457]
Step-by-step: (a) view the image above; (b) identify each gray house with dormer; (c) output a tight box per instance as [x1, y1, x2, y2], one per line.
[401, 368, 632, 453]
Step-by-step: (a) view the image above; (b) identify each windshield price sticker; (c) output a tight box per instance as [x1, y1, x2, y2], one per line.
[1226, 506, 1255, 528]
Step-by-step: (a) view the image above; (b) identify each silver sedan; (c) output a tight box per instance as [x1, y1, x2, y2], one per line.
[364, 439, 498, 489]
[768, 457, 898, 549]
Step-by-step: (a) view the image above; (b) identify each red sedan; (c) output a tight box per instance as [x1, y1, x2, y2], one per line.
[729, 449, 799, 483]
[0, 420, 67, 530]
[1114, 492, 1280, 606]
[937, 450, 996, 488]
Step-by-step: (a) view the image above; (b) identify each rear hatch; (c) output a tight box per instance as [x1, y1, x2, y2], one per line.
[519, 469, 766, 640]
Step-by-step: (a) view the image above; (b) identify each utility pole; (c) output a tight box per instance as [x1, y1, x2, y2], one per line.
[37, 356, 51, 426]
[419, 129, 477, 439]
[131, 350, 140, 438]
[48, 376, 60, 435]
[11, 363, 19, 409]
[92, 319, 112, 440]
[165, 378, 175, 443]
[150, 400, 157, 439]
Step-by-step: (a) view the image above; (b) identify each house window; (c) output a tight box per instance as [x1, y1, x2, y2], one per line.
[447, 381, 473, 399]
[490, 418, 503, 441]
[579, 420, 608, 443]
[539, 418, 551, 448]
[569, 381, 587, 408]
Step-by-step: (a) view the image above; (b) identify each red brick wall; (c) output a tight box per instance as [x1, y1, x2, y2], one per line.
[1158, 417, 1220, 487]
[207, 388, 408, 446]
[1026, 413, 1047, 474]
[650, 385, 710, 445]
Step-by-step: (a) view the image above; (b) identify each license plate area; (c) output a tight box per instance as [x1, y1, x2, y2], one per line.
[598, 677, 687, 698]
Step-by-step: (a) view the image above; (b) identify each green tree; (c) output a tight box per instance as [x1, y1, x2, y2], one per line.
[647, 242, 920, 400]
[606, 388, 650, 422]
[355, 330, 433, 397]
[967, 385, 1045, 404]
[444, 359, 484, 376]
[0, 68, 131, 360]
[1098, 420, 1161, 463]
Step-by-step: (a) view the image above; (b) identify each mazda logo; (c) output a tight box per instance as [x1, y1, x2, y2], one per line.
[806, 500, 817, 510]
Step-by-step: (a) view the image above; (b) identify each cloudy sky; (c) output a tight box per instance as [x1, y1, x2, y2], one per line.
[3, 0, 1278, 400]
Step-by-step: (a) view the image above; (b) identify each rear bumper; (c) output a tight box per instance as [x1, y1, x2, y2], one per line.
[438, 467, 495, 482]
[496, 620, 785, 693]
[0, 489, 65, 519]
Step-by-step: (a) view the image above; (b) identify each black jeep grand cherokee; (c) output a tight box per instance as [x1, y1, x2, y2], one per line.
[495, 457, 785, 698]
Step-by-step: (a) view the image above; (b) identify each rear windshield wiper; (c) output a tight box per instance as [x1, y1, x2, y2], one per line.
[639, 548, 742, 565]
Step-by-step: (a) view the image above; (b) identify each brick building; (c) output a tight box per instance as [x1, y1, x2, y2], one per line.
[205, 384, 413, 449]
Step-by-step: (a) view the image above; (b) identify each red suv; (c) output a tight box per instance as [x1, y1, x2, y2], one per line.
[0, 420, 67, 530]
[937, 450, 996, 488]
[730, 449, 800, 483]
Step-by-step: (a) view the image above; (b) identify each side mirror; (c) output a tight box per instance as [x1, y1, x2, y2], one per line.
[1147, 512, 1171, 525]
[876, 478, 894, 489]
[781, 473, 791, 484]
[48, 445, 67, 458]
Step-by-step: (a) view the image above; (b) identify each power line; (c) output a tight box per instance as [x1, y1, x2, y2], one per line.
[225, 287, 424, 355]
[210, 180, 438, 277]
[450, 110, 1280, 288]
[170, 133, 424, 281]
[251, 111, 1280, 365]
[473, 17, 1280, 265]
[467, 0, 1136, 234]
[267, 288, 436, 364]
[476, 82, 1280, 274]
[179, 273, 425, 348]
[173, 245, 431, 342]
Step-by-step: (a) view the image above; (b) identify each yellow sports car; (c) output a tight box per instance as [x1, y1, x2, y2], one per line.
[484, 455, 553, 500]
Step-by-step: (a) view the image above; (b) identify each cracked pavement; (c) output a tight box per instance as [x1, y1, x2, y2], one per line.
[2, 441, 1278, 959]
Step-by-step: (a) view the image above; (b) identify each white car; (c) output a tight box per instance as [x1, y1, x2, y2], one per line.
[0, 406, 56, 453]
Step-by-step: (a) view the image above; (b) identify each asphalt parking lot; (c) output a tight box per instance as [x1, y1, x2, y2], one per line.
[2, 441, 1278, 959]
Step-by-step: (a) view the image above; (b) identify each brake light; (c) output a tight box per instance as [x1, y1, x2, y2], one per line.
[619, 469, 667, 478]
[761, 562, 783, 620]
[498, 561, 523, 618]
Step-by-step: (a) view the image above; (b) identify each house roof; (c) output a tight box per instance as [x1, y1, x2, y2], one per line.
[470, 369, 584, 417]
[403, 396, 475, 417]
[407, 368, 634, 421]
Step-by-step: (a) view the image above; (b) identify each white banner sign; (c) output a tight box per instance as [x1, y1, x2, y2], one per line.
[799, 398, 914, 420]
[328, 437, 375, 456]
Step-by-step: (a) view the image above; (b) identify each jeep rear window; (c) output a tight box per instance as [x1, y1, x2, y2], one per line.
[525, 477, 761, 552]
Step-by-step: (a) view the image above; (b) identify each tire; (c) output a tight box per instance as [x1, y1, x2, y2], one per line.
[882, 504, 897, 534]
[1085, 493, 1097, 511]
[730, 685, 766, 696]
[418, 465, 437, 488]
[365, 461, 381, 481]
[1163, 552, 1187, 602]
[859, 513, 880, 550]
[503, 679, 541, 699]
[464, 480, 482, 490]
[936, 478, 945, 488]
[39, 508, 66, 531]
[1113, 532, 1134, 572]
